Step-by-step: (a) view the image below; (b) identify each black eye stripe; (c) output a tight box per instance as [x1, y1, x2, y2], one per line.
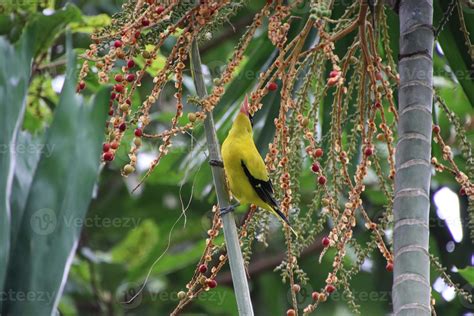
[249, 114, 254, 127]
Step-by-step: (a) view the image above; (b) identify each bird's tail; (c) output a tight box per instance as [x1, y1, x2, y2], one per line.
[269, 206, 298, 237]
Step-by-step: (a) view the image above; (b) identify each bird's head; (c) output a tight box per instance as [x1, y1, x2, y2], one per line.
[233, 95, 254, 134]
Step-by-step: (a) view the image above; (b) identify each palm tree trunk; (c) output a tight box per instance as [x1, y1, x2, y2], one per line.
[393, 1, 434, 315]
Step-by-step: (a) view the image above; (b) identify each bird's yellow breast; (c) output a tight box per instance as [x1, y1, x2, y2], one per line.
[221, 136, 260, 205]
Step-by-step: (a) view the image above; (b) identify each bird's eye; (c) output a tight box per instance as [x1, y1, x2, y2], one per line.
[249, 114, 254, 127]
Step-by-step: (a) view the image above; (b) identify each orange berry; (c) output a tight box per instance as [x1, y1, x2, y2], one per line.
[315, 148, 323, 158]
[292, 284, 301, 293]
[286, 309, 296, 316]
[110, 141, 119, 150]
[328, 77, 338, 86]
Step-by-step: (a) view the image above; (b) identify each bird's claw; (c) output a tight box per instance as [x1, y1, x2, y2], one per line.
[209, 159, 224, 168]
[219, 203, 240, 216]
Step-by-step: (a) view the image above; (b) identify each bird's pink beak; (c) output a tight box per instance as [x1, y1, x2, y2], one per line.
[240, 95, 250, 116]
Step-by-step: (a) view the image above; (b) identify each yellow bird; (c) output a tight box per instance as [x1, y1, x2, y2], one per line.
[221, 96, 297, 236]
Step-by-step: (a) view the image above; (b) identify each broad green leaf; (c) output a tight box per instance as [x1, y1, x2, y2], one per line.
[24, 75, 56, 132]
[0, 1, 40, 14]
[134, 46, 167, 77]
[3, 32, 109, 315]
[130, 235, 224, 280]
[0, 14, 15, 37]
[9, 131, 42, 247]
[0, 4, 84, 300]
[212, 31, 276, 121]
[98, 263, 128, 292]
[458, 266, 474, 286]
[434, 0, 474, 108]
[0, 4, 81, 56]
[111, 219, 160, 268]
[0, 15, 34, 298]
[70, 14, 111, 33]
[196, 286, 238, 315]
[57, 295, 79, 316]
[26, 4, 82, 57]
[145, 151, 188, 186]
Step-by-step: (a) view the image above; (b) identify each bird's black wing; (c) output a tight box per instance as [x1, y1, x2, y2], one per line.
[241, 160, 278, 210]
[241, 161, 293, 228]
[241, 161, 292, 227]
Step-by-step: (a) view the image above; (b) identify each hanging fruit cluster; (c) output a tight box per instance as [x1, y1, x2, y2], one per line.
[78, 0, 234, 181]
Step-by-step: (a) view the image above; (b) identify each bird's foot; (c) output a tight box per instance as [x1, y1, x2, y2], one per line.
[209, 159, 224, 168]
[219, 203, 240, 216]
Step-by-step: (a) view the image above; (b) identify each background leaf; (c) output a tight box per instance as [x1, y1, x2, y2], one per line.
[0, 13, 34, 299]
[9, 131, 43, 246]
[434, 0, 474, 107]
[2, 33, 110, 315]
[0, 4, 84, 302]
[458, 266, 474, 286]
